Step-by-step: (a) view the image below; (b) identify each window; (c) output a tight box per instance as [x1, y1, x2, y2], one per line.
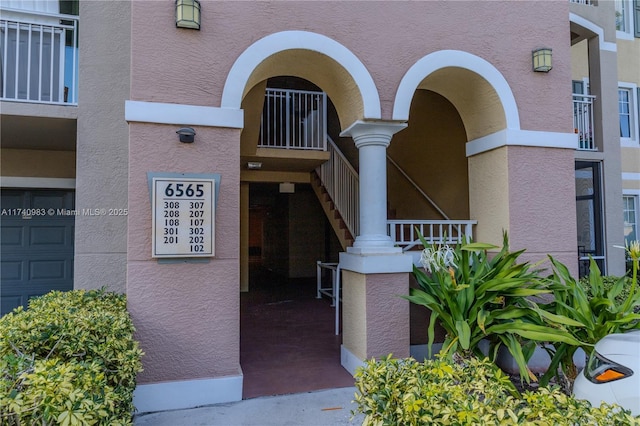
[616, 0, 640, 38]
[624, 195, 638, 245]
[618, 84, 639, 145]
[616, 0, 629, 32]
[619, 88, 632, 138]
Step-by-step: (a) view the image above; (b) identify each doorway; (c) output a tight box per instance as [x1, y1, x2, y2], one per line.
[240, 183, 351, 399]
[575, 161, 605, 277]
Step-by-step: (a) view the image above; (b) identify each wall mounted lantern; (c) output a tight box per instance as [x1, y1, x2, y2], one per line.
[176, 127, 196, 143]
[176, 0, 201, 30]
[532, 48, 552, 72]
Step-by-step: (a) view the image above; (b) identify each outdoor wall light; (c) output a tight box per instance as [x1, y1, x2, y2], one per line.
[247, 162, 262, 170]
[532, 48, 552, 72]
[176, 127, 196, 143]
[176, 0, 201, 30]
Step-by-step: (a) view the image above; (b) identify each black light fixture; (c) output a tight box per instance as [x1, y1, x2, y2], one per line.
[176, 127, 196, 143]
[176, 0, 201, 30]
[532, 48, 552, 72]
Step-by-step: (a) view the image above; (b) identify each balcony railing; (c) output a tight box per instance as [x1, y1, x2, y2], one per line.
[573, 94, 596, 151]
[1, 9, 78, 105]
[569, 0, 594, 5]
[260, 88, 327, 150]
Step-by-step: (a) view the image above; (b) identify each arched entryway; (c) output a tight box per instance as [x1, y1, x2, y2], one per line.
[226, 30, 380, 398]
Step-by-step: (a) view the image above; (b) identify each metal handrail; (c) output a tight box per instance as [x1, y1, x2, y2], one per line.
[1, 10, 78, 105]
[317, 136, 359, 237]
[387, 219, 477, 251]
[260, 88, 327, 150]
[573, 94, 596, 151]
[387, 155, 450, 220]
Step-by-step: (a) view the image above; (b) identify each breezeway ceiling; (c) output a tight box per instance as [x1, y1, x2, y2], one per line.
[1, 114, 76, 151]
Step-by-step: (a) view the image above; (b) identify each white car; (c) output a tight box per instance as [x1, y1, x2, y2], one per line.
[573, 330, 640, 416]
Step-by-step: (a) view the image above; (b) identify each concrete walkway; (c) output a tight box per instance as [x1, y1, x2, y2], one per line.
[134, 387, 365, 426]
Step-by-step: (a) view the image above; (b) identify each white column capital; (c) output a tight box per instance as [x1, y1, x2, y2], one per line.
[340, 120, 407, 148]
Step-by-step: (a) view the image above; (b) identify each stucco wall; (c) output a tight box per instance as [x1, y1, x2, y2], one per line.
[617, 40, 640, 84]
[1, 149, 75, 177]
[127, 123, 241, 383]
[74, 0, 131, 293]
[130, 1, 571, 133]
[388, 90, 469, 220]
[468, 147, 510, 246]
[507, 146, 578, 275]
[127, 0, 576, 386]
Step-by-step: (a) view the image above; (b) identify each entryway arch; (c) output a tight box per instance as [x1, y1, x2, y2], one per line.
[390, 50, 521, 248]
[221, 30, 381, 131]
[226, 31, 378, 399]
[393, 49, 520, 140]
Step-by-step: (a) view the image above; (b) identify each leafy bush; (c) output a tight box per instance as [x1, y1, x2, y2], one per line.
[580, 275, 640, 312]
[537, 256, 640, 388]
[354, 355, 640, 425]
[404, 232, 581, 383]
[0, 289, 144, 425]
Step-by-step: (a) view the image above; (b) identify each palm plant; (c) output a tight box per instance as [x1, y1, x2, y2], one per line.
[404, 232, 583, 383]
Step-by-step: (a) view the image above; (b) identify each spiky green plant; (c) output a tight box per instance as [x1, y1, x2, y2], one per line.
[538, 243, 640, 388]
[403, 232, 583, 383]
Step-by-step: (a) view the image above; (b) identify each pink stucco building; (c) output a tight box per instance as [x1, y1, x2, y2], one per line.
[1, 0, 638, 413]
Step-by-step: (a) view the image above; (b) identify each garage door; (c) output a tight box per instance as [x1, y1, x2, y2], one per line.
[1, 189, 75, 315]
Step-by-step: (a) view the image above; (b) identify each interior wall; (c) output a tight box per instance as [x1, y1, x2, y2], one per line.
[288, 185, 326, 278]
[387, 90, 469, 220]
[249, 183, 332, 279]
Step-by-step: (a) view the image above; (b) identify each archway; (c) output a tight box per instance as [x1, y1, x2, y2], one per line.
[228, 32, 381, 398]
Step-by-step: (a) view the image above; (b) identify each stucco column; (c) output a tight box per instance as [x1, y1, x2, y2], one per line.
[338, 121, 413, 375]
[587, 38, 625, 276]
[340, 120, 407, 254]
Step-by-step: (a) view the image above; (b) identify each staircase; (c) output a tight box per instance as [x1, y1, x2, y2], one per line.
[311, 170, 354, 250]
[257, 87, 476, 254]
[313, 137, 477, 258]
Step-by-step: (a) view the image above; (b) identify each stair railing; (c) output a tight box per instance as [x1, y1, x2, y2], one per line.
[317, 136, 359, 237]
[386, 155, 450, 220]
[388, 220, 477, 251]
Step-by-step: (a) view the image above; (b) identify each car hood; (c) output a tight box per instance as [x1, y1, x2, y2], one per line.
[595, 330, 640, 356]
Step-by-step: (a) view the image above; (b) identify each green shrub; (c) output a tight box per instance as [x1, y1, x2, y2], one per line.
[0, 289, 144, 425]
[404, 232, 581, 383]
[536, 256, 640, 388]
[354, 355, 640, 426]
[580, 274, 639, 310]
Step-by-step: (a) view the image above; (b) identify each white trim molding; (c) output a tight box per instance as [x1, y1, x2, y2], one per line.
[392, 50, 520, 130]
[221, 30, 381, 120]
[569, 13, 618, 52]
[0, 177, 76, 189]
[466, 129, 579, 157]
[125, 101, 244, 129]
[341, 345, 365, 377]
[622, 173, 640, 181]
[339, 251, 413, 274]
[133, 373, 243, 414]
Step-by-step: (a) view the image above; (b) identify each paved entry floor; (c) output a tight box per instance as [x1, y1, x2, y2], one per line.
[240, 267, 354, 399]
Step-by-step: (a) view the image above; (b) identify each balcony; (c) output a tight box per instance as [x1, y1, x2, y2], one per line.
[260, 88, 327, 151]
[0, 8, 78, 106]
[573, 93, 596, 151]
[569, 0, 595, 5]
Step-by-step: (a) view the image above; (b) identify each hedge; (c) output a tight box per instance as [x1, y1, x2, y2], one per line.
[354, 355, 640, 426]
[0, 289, 143, 425]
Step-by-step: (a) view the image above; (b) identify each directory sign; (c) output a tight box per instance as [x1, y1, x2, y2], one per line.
[151, 177, 215, 258]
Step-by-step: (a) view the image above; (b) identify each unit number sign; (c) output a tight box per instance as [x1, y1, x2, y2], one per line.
[152, 177, 215, 258]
